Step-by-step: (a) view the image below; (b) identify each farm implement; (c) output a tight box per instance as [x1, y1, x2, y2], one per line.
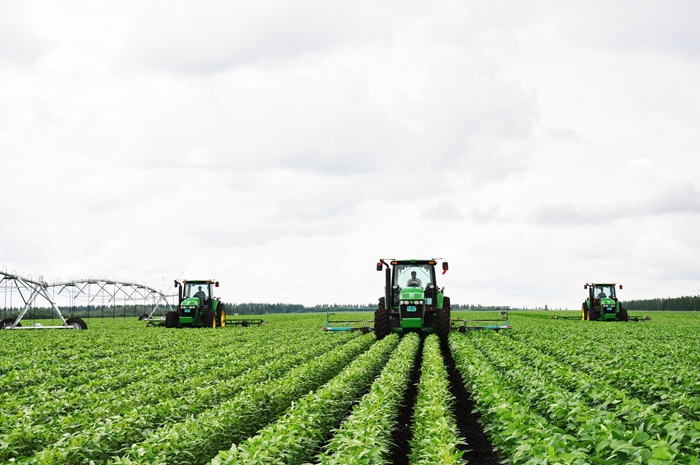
[323, 311, 372, 334]
[452, 309, 512, 332]
[373, 258, 512, 339]
[581, 283, 650, 322]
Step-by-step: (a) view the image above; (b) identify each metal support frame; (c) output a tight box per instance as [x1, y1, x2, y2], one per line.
[0, 269, 175, 330]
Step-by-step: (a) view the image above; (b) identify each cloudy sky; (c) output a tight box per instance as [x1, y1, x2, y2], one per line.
[1, 0, 699, 309]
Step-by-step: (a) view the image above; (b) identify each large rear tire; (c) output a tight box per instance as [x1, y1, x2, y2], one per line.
[165, 311, 179, 328]
[66, 317, 88, 330]
[374, 297, 390, 340]
[581, 303, 588, 321]
[590, 308, 600, 321]
[216, 304, 226, 328]
[201, 310, 215, 328]
[619, 307, 629, 322]
[436, 296, 451, 339]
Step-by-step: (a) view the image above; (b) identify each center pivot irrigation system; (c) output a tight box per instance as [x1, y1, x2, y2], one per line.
[0, 269, 173, 330]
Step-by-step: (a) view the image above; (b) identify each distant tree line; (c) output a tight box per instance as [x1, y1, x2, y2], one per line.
[622, 296, 700, 311]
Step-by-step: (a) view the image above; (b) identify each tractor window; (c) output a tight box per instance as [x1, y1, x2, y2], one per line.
[393, 265, 434, 289]
[593, 285, 615, 300]
[185, 283, 209, 301]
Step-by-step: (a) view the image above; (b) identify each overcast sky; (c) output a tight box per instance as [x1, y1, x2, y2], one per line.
[2, 0, 699, 309]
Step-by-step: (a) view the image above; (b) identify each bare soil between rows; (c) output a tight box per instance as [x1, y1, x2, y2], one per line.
[388, 335, 500, 464]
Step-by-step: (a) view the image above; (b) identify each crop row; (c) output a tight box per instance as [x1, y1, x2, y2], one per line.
[409, 334, 465, 465]
[314, 332, 420, 465]
[213, 333, 400, 464]
[109, 333, 377, 465]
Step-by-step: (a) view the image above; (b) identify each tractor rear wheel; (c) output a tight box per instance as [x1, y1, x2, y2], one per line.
[374, 297, 390, 340]
[590, 308, 600, 321]
[619, 307, 629, 322]
[165, 311, 179, 328]
[201, 310, 215, 328]
[436, 296, 451, 339]
[217, 304, 226, 328]
[66, 317, 88, 330]
[581, 303, 588, 320]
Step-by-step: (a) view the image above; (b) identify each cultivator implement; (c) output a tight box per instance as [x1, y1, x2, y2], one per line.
[323, 311, 372, 334]
[452, 309, 512, 332]
[226, 318, 266, 327]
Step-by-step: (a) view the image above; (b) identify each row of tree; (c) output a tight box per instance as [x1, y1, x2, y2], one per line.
[622, 295, 700, 311]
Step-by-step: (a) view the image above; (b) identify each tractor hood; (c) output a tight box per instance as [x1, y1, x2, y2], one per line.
[181, 297, 201, 307]
[400, 288, 425, 300]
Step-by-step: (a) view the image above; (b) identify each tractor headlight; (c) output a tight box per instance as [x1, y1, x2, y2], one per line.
[414, 300, 420, 305]
[400, 300, 406, 305]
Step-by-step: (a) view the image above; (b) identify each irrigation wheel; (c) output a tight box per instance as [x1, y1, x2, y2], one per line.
[0, 318, 20, 329]
[374, 297, 390, 340]
[138, 314, 149, 321]
[436, 296, 451, 339]
[201, 310, 215, 328]
[66, 317, 88, 330]
[165, 311, 179, 328]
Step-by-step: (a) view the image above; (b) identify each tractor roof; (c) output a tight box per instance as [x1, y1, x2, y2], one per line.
[183, 279, 217, 284]
[387, 259, 441, 265]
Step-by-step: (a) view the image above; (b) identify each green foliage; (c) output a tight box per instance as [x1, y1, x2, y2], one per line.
[409, 334, 466, 465]
[316, 332, 420, 465]
[212, 334, 399, 465]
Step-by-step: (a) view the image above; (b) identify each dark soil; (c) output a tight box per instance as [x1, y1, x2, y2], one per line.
[388, 336, 423, 465]
[441, 337, 501, 465]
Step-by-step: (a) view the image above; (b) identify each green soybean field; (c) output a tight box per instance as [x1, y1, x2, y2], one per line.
[1, 312, 699, 464]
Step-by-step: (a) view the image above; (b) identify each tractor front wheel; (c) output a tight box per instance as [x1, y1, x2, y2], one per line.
[436, 296, 451, 339]
[590, 308, 600, 321]
[201, 310, 215, 328]
[165, 311, 179, 328]
[619, 307, 629, 322]
[374, 297, 390, 340]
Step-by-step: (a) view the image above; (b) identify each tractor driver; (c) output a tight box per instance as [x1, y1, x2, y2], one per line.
[194, 286, 207, 302]
[406, 271, 422, 287]
[597, 291, 607, 299]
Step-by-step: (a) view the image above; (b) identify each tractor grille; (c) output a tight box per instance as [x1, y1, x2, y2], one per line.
[400, 302, 424, 319]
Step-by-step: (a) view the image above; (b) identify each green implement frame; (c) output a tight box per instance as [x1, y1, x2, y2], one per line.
[323, 311, 372, 334]
[452, 309, 512, 332]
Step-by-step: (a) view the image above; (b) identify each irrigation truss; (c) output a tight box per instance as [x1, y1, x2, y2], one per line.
[0, 268, 175, 330]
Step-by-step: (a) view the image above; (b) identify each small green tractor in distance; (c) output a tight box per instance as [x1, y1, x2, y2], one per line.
[162, 279, 226, 328]
[581, 283, 648, 322]
[374, 258, 452, 339]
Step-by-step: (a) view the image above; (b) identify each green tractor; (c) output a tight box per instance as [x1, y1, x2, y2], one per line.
[374, 258, 451, 339]
[582, 282, 629, 322]
[164, 279, 226, 328]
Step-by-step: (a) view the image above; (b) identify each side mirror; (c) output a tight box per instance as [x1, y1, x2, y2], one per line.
[376, 262, 383, 271]
[442, 262, 448, 275]
[215, 282, 219, 288]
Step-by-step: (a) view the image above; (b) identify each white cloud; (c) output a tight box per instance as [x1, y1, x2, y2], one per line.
[1, 0, 700, 308]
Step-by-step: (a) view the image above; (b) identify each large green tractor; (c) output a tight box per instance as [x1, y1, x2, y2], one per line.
[374, 259, 451, 339]
[582, 282, 629, 322]
[164, 279, 226, 328]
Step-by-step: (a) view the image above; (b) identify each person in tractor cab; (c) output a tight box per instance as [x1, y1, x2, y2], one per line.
[194, 286, 207, 302]
[597, 291, 607, 299]
[406, 271, 422, 287]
